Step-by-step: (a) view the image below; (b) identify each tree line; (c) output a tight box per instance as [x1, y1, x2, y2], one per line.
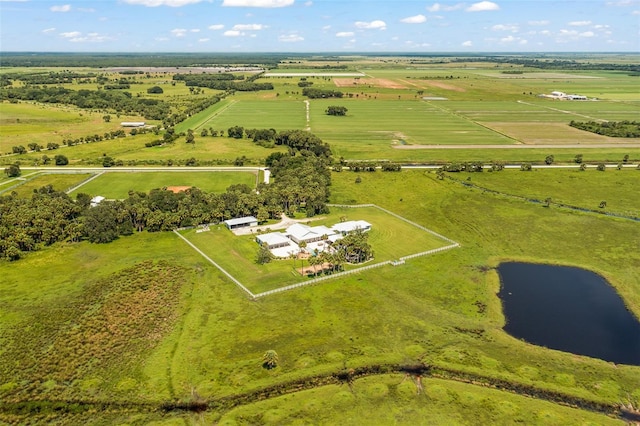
[0, 131, 332, 261]
[569, 120, 640, 138]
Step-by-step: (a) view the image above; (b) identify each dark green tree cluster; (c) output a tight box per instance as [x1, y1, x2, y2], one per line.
[0, 186, 83, 260]
[569, 120, 640, 138]
[325, 105, 348, 116]
[442, 162, 484, 172]
[4, 163, 21, 177]
[173, 74, 272, 91]
[333, 228, 373, 264]
[274, 130, 332, 158]
[302, 88, 343, 99]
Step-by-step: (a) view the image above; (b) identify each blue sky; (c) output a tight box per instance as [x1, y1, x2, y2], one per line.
[1, 0, 638, 52]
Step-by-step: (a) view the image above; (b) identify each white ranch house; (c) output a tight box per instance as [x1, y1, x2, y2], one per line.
[255, 220, 372, 258]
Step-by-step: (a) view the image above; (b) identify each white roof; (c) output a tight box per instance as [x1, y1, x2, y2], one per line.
[331, 220, 372, 233]
[286, 223, 335, 242]
[257, 232, 291, 247]
[224, 216, 258, 226]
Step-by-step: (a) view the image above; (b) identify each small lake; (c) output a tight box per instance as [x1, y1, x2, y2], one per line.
[498, 262, 640, 366]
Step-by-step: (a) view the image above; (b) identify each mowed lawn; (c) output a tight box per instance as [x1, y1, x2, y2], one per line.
[68, 171, 258, 199]
[181, 206, 451, 294]
[0, 173, 92, 197]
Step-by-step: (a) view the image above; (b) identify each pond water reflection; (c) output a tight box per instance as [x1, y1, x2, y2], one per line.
[498, 262, 640, 366]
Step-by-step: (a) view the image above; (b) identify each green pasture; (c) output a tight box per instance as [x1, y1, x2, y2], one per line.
[1, 169, 640, 423]
[0, 172, 91, 197]
[448, 168, 640, 218]
[67, 170, 257, 199]
[0, 101, 153, 155]
[197, 98, 307, 131]
[181, 205, 450, 294]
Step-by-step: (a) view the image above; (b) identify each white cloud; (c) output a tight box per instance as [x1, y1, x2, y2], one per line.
[491, 24, 518, 31]
[568, 20, 592, 26]
[528, 20, 550, 26]
[191, 29, 200, 32]
[322, 25, 331, 30]
[59, 31, 81, 38]
[208, 24, 225, 30]
[336, 31, 354, 37]
[223, 30, 244, 36]
[198, 38, 210, 42]
[222, 0, 294, 7]
[462, 40, 473, 47]
[232, 23, 266, 30]
[171, 28, 188, 37]
[354, 20, 386, 30]
[580, 31, 595, 37]
[304, 0, 312, 5]
[42, 27, 57, 33]
[401, 14, 427, 24]
[466, 1, 500, 12]
[279, 33, 304, 42]
[122, 0, 204, 6]
[427, 3, 464, 12]
[50, 4, 71, 12]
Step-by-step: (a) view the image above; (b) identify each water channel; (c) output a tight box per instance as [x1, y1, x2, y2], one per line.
[497, 262, 640, 366]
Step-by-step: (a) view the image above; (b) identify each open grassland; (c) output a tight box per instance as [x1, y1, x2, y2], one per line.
[0, 172, 91, 197]
[0, 102, 152, 154]
[67, 170, 257, 199]
[1, 169, 639, 424]
[447, 168, 640, 218]
[195, 98, 307, 131]
[181, 205, 450, 294]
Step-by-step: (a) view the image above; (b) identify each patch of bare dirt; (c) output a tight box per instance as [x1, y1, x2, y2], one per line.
[333, 78, 407, 89]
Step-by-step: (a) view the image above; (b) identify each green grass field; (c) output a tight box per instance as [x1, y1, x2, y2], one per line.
[0, 172, 92, 197]
[181, 205, 451, 294]
[67, 170, 258, 199]
[1, 58, 640, 424]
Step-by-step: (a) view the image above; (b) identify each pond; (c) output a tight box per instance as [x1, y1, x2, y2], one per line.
[497, 262, 640, 366]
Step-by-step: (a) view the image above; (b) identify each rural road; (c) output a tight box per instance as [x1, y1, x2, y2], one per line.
[394, 143, 640, 149]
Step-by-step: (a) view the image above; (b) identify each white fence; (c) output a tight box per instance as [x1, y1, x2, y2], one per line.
[175, 203, 460, 299]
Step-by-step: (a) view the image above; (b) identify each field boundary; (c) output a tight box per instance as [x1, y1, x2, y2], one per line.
[176, 204, 459, 299]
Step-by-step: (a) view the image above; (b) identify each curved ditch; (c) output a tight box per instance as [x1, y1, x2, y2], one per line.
[2, 363, 636, 421]
[446, 175, 640, 222]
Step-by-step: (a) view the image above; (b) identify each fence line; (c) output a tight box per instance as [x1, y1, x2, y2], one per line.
[64, 171, 104, 194]
[173, 229, 256, 299]
[254, 260, 392, 298]
[175, 203, 460, 300]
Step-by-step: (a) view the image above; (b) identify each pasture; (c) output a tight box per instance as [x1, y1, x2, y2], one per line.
[1, 169, 639, 423]
[67, 170, 258, 199]
[1, 57, 640, 424]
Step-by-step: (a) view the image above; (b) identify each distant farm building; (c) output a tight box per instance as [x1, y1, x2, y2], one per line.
[165, 186, 192, 194]
[90, 195, 105, 207]
[224, 216, 258, 230]
[541, 91, 588, 100]
[120, 122, 146, 127]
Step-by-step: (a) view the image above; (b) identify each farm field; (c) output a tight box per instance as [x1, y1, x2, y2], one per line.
[180, 205, 452, 294]
[67, 170, 258, 199]
[1, 55, 640, 424]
